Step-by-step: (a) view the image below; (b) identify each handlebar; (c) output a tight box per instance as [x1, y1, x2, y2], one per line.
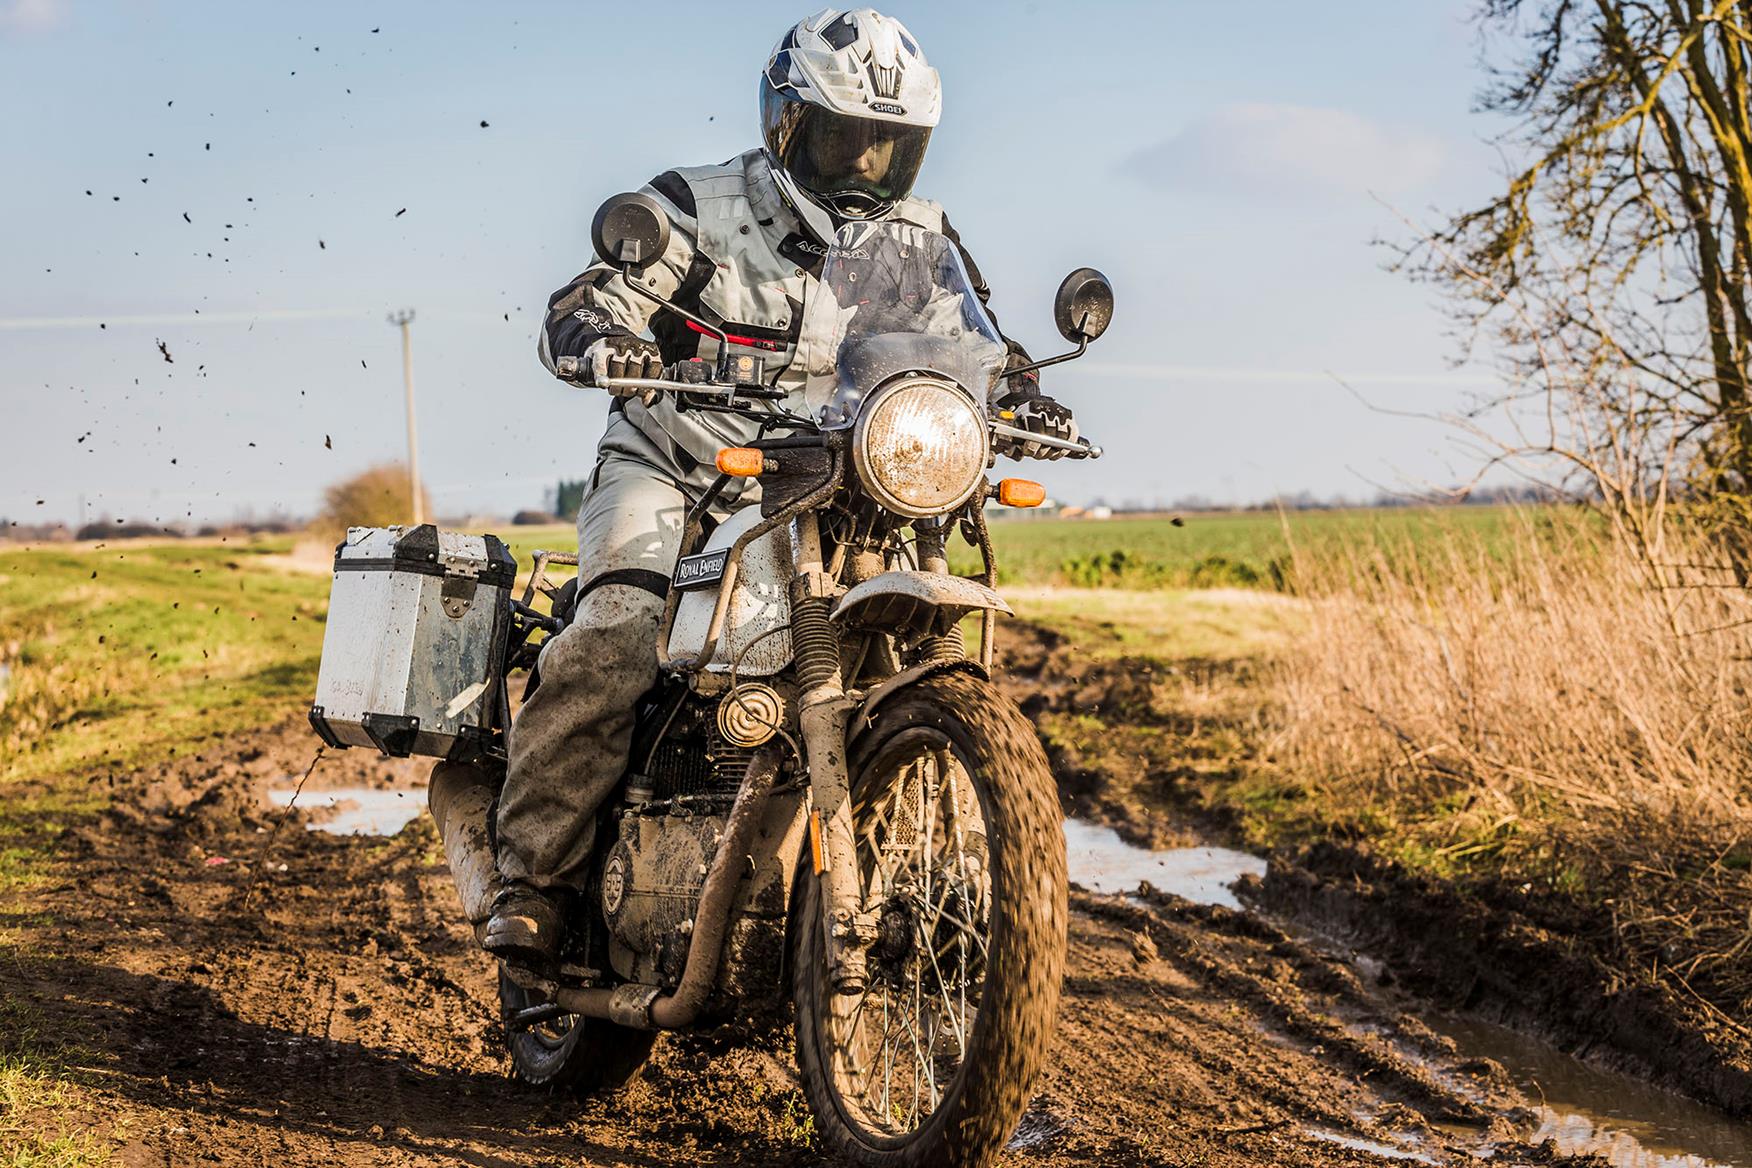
[559, 355, 1102, 460]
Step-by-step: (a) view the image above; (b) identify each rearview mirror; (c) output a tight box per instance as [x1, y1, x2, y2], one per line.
[1053, 268, 1114, 343]
[591, 192, 671, 271]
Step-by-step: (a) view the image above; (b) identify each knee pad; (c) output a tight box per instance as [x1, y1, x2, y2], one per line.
[536, 584, 665, 687]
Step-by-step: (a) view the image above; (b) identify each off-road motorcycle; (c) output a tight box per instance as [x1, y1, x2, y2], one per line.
[429, 193, 1111, 1167]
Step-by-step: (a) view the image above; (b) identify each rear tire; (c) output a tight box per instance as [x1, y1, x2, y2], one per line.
[498, 967, 655, 1091]
[791, 672, 1067, 1167]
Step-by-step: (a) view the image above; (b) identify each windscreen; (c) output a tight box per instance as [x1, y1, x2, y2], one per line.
[802, 220, 1007, 429]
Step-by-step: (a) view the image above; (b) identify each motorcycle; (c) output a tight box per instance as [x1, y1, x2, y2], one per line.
[432, 192, 1112, 1167]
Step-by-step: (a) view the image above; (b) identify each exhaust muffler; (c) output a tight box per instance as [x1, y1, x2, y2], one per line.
[427, 760, 504, 938]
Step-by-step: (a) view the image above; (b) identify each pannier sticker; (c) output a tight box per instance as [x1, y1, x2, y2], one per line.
[674, 548, 729, 591]
[444, 680, 489, 720]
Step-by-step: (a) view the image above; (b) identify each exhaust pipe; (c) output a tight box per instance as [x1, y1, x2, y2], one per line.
[428, 760, 504, 936]
[547, 746, 782, 1030]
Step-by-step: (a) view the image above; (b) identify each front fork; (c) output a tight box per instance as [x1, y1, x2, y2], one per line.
[788, 512, 874, 994]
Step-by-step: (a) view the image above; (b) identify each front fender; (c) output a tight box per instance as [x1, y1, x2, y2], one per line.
[830, 570, 1013, 638]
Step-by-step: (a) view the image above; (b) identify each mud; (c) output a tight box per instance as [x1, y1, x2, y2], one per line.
[9, 714, 1699, 1166]
[1255, 847, 1752, 1120]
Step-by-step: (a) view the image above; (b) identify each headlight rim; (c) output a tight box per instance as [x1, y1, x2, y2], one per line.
[851, 373, 990, 519]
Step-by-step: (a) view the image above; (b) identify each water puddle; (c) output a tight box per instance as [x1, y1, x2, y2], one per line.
[1430, 1015, 1752, 1168]
[1305, 1129, 1439, 1164]
[1063, 819, 1266, 908]
[268, 786, 426, 837]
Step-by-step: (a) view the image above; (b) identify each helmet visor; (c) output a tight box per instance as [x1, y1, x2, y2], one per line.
[763, 87, 930, 214]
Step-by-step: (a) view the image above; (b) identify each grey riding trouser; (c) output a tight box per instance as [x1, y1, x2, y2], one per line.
[494, 416, 748, 892]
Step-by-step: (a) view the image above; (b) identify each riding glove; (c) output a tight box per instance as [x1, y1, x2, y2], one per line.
[1007, 396, 1079, 460]
[584, 335, 664, 387]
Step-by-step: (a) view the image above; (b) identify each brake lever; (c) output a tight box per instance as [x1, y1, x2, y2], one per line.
[595, 376, 736, 397]
[990, 420, 1103, 459]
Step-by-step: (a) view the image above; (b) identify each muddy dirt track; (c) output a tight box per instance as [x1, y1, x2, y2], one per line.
[7, 702, 1744, 1163]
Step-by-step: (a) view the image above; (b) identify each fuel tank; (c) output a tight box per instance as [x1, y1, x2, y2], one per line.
[665, 508, 793, 675]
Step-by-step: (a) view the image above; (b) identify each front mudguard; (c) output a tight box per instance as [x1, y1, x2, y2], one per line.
[830, 570, 1013, 640]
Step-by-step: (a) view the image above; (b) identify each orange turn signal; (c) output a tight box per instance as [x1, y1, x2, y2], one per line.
[997, 478, 1046, 507]
[715, 447, 766, 477]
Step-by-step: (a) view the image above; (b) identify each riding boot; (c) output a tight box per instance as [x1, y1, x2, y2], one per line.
[481, 881, 569, 970]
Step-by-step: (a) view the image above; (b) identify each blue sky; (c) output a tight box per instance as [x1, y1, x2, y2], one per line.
[2, 0, 1513, 524]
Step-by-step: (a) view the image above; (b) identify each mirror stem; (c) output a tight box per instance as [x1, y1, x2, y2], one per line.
[618, 263, 734, 372]
[999, 333, 1087, 380]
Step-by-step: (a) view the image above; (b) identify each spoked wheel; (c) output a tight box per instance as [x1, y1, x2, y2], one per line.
[498, 966, 655, 1091]
[792, 672, 1068, 1168]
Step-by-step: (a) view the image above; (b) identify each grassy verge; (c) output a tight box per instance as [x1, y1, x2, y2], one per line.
[1014, 510, 1752, 1028]
[0, 538, 329, 890]
[1275, 510, 1752, 1022]
[0, 997, 110, 1168]
[1002, 587, 1312, 850]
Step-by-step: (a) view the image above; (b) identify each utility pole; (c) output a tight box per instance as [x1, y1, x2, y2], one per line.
[387, 309, 424, 525]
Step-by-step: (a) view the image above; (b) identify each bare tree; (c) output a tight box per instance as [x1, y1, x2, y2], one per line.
[1409, 1, 1752, 552]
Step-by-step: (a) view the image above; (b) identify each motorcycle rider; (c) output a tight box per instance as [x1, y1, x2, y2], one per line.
[484, 6, 1080, 966]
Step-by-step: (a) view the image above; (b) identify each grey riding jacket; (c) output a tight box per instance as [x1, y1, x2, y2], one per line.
[539, 148, 1032, 478]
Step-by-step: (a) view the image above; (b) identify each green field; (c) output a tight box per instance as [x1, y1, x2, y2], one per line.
[957, 507, 1519, 588]
[510, 505, 1525, 591]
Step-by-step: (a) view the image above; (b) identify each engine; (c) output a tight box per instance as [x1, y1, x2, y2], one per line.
[598, 686, 782, 987]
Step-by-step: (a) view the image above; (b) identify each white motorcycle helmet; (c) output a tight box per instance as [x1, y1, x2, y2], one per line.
[760, 8, 942, 234]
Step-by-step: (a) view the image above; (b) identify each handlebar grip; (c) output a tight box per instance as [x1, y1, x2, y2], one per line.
[554, 354, 590, 385]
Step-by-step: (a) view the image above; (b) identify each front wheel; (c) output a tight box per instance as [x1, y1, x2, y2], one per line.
[791, 672, 1068, 1168]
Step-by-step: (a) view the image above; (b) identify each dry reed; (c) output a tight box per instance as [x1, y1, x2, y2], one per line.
[1273, 509, 1752, 1017]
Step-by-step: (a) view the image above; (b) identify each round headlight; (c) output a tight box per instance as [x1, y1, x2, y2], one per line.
[852, 376, 989, 518]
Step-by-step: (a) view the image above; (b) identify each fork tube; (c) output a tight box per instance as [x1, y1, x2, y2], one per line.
[915, 518, 949, 574]
[789, 512, 872, 993]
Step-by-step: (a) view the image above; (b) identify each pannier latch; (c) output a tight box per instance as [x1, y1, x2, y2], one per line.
[440, 554, 483, 619]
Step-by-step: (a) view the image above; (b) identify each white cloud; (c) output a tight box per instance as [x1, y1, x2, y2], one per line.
[0, 0, 68, 34]
[1126, 102, 1446, 199]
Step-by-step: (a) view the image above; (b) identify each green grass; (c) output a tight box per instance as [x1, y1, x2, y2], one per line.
[0, 998, 111, 1168]
[0, 536, 328, 784]
[1003, 585, 1303, 662]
